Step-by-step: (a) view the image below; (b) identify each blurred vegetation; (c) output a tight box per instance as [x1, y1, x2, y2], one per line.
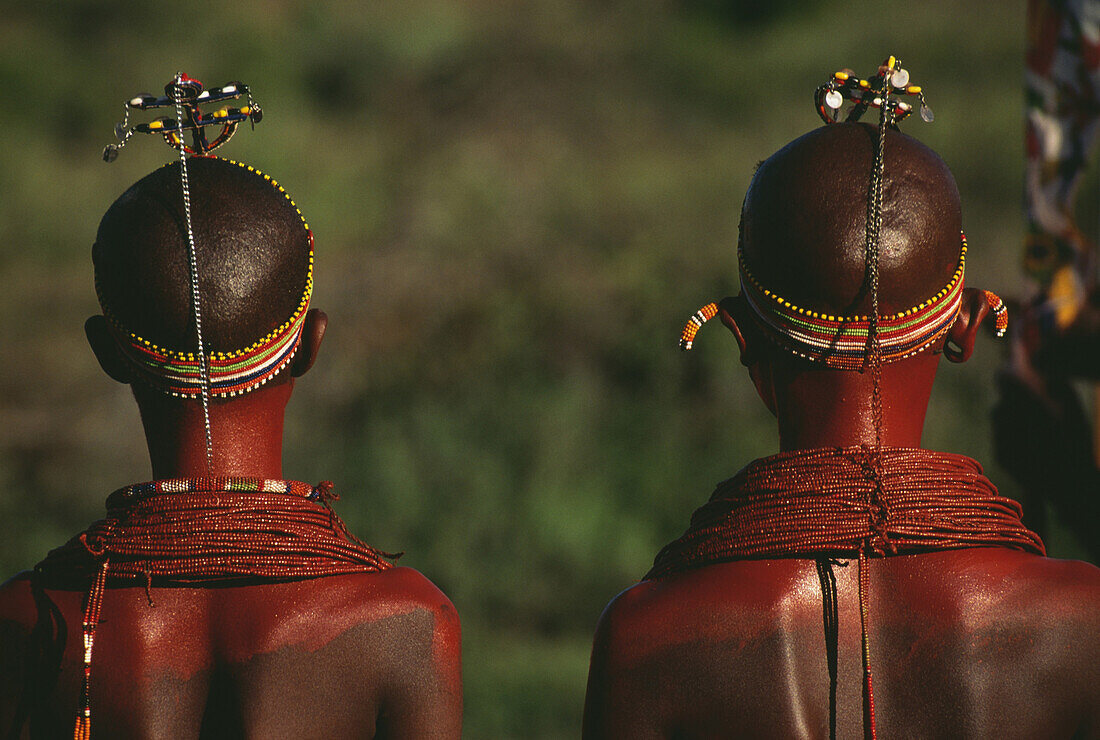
[0, 0, 1092, 737]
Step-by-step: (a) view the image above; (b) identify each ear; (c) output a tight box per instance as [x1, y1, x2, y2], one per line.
[85, 315, 133, 384]
[717, 295, 777, 415]
[717, 295, 753, 367]
[291, 308, 327, 377]
[944, 287, 991, 363]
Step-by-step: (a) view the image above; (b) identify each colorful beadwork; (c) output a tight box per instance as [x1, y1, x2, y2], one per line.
[679, 303, 719, 350]
[103, 74, 262, 162]
[736, 233, 968, 369]
[814, 55, 933, 126]
[97, 158, 315, 398]
[113, 476, 318, 502]
[73, 561, 107, 740]
[982, 289, 1009, 338]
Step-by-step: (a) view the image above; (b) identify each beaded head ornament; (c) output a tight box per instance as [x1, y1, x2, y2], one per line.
[101, 74, 313, 472]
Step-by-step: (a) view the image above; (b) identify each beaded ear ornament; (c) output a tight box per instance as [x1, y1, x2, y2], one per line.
[99, 74, 310, 475]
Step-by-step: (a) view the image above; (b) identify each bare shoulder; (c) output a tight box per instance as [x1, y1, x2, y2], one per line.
[996, 553, 1100, 651]
[208, 568, 462, 739]
[328, 566, 461, 649]
[298, 566, 457, 620]
[217, 566, 460, 658]
[941, 549, 1100, 624]
[594, 560, 807, 661]
[960, 551, 1100, 734]
[584, 580, 666, 740]
[333, 567, 462, 740]
[585, 563, 804, 740]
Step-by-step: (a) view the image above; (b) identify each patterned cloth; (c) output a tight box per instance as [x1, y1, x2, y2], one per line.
[1026, 0, 1100, 328]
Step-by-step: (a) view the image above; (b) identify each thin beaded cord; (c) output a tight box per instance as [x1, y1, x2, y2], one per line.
[815, 557, 841, 740]
[172, 74, 214, 473]
[856, 67, 894, 740]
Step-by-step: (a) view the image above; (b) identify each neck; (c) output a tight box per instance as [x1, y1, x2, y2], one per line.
[133, 381, 292, 480]
[769, 352, 938, 451]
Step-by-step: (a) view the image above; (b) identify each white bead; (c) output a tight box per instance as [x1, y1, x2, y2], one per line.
[891, 68, 909, 88]
[825, 90, 843, 109]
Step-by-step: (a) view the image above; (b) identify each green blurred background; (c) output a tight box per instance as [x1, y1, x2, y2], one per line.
[0, 1, 1093, 737]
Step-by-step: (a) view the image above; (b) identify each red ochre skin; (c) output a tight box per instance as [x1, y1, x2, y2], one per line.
[583, 125, 1100, 739]
[583, 551, 1100, 739]
[0, 309, 463, 738]
[582, 296, 1100, 739]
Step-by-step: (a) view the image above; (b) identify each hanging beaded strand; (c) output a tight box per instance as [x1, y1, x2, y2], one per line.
[170, 74, 215, 473]
[72, 560, 108, 740]
[852, 55, 909, 740]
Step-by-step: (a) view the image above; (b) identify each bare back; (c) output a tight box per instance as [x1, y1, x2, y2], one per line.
[1, 567, 461, 739]
[584, 549, 1100, 739]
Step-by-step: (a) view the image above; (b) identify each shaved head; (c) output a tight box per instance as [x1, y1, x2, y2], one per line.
[740, 122, 962, 317]
[93, 157, 312, 354]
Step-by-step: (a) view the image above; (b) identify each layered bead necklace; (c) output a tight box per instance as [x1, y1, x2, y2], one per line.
[37, 478, 394, 739]
[645, 446, 1044, 739]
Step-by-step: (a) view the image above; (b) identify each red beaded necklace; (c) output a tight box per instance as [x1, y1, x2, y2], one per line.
[35, 478, 394, 740]
[646, 446, 1044, 738]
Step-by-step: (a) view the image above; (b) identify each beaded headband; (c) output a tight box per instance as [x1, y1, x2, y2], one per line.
[736, 233, 967, 369]
[97, 158, 314, 398]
